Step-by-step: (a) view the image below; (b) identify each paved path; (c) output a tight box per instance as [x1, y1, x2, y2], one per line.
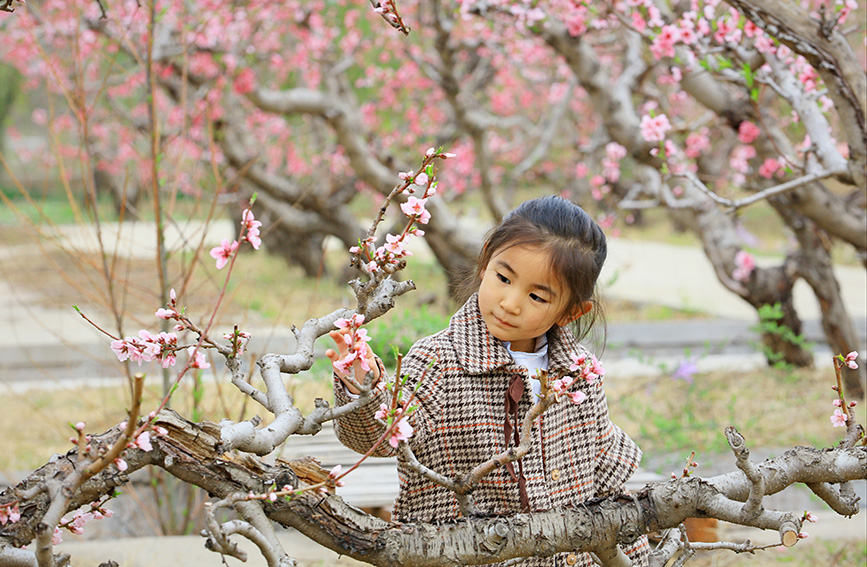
[2, 220, 864, 387]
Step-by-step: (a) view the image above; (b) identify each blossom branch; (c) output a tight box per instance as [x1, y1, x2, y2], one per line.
[368, 1, 410, 36]
[463, 395, 554, 493]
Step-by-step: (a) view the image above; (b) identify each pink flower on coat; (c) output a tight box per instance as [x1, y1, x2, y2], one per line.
[210, 239, 239, 269]
[388, 416, 413, 448]
[375, 403, 389, 420]
[569, 391, 587, 405]
[569, 353, 587, 371]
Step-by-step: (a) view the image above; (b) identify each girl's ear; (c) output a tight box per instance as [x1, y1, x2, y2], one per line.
[557, 301, 593, 327]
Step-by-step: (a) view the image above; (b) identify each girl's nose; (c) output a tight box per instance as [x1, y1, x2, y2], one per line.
[500, 293, 520, 314]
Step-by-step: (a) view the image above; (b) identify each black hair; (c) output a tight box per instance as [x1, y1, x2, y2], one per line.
[460, 195, 607, 344]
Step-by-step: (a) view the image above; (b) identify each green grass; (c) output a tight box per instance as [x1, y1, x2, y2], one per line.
[606, 364, 865, 465]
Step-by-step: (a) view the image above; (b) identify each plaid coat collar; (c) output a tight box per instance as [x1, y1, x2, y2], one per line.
[449, 294, 581, 377]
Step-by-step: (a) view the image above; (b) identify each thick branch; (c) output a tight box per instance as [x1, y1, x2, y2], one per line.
[4, 412, 865, 567]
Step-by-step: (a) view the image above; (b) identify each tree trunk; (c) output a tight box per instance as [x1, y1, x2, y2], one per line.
[774, 201, 866, 398]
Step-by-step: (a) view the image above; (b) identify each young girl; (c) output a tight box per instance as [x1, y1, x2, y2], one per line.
[328, 196, 648, 567]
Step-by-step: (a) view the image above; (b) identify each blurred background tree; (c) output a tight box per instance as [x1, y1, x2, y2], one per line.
[0, 0, 863, 397]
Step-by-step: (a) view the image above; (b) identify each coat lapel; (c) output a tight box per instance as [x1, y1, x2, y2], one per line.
[449, 294, 513, 374]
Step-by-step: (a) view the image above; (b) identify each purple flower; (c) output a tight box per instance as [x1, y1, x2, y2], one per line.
[672, 358, 699, 383]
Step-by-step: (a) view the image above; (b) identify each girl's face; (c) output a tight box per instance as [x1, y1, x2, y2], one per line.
[478, 245, 583, 353]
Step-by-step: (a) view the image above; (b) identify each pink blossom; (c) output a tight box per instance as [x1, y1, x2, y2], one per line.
[630, 12, 646, 33]
[569, 353, 587, 372]
[114, 457, 128, 471]
[233, 68, 256, 95]
[134, 431, 153, 452]
[833, 399, 843, 407]
[732, 250, 756, 282]
[384, 233, 406, 255]
[640, 114, 671, 143]
[585, 354, 605, 381]
[0, 504, 21, 525]
[758, 158, 782, 179]
[737, 121, 761, 144]
[241, 209, 263, 250]
[209, 239, 239, 269]
[803, 511, 817, 523]
[844, 351, 859, 369]
[188, 346, 210, 369]
[155, 308, 175, 320]
[400, 197, 431, 224]
[335, 313, 365, 329]
[650, 25, 680, 60]
[52, 527, 63, 545]
[569, 391, 587, 405]
[414, 172, 429, 186]
[388, 415, 414, 448]
[754, 35, 776, 54]
[685, 131, 710, 158]
[375, 403, 389, 420]
[565, 4, 588, 36]
[111, 339, 131, 362]
[678, 26, 697, 45]
[830, 408, 848, 428]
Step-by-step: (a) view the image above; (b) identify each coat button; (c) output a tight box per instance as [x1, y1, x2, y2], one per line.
[551, 468, 560, 481]
[566, 553, 578, 565]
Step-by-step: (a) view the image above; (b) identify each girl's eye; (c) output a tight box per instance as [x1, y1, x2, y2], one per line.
[530, 293, 547, 304]
[496, 273, 510, 284]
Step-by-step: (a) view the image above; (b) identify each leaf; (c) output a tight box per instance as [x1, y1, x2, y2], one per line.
[742, 62, 753, 88]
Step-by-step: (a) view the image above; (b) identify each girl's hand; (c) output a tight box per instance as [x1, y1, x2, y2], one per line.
[325, 328, 381, 395]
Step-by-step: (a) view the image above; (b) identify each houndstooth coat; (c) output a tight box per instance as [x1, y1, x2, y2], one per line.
[334, 295, 649, 567]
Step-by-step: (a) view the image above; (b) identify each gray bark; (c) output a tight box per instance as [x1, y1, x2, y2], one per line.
[2, 412, 864, 567]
